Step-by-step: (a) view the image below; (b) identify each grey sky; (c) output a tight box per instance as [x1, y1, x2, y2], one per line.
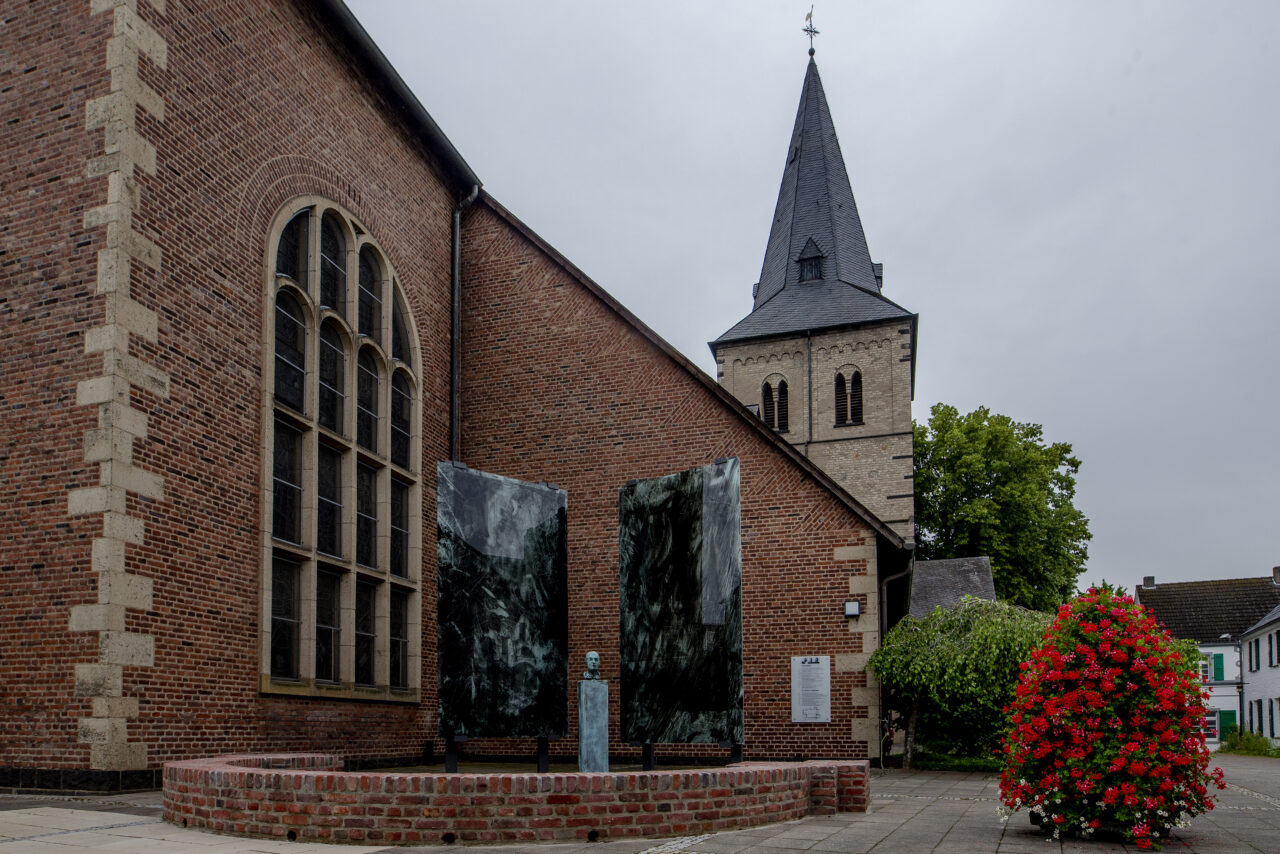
[348, 1, 1280, 597]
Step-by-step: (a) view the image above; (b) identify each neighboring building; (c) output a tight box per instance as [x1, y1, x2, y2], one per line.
[710, 54, 918, 542]
[1240, 595, 1280, 743]
[908, 557, 996, 619]
[1136, 572, 1280, 745]
[0, 1, 912, 789]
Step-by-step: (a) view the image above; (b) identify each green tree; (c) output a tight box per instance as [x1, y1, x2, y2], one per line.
[868, 596, 1050, 767]
[914, 403, 1091, 611]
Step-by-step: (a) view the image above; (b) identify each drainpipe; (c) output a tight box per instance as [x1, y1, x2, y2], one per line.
[450, 184, 480, 461]
[804, 331, 813, 457]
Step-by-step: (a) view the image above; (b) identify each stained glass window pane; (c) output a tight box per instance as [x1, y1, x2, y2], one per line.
[272, 420, 302, 543]
[356, 464, 377, 568]
[320, 215, 346, 311]
[276, 211, 308, 286]
[319, 323, 345, 433]
[390, 479, 408, 578]
[317, 445, 342, 558]
[390, 589, 408, 689]
[358, 249, 382, 344]
[271, 557, 300, 679]
[315, 570, 341, 683]
[391, 373, 411, 469]
[355, 581, 376, 685]
[357, 350, 378, 452]
[274, 292, 305, 412]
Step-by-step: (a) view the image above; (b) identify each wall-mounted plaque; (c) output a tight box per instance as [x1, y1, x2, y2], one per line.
[791, 655, 831, 723]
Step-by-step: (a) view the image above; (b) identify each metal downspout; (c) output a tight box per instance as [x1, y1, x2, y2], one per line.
[450, 185, 480, 461]
[804, 331, 813, 457]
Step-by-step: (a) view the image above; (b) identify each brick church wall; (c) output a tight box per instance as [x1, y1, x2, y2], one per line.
[459, 199, 881, 761]
[1, 0, 463, 779]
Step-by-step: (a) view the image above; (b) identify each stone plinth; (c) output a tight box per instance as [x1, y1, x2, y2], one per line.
[578, 679, 609, 772]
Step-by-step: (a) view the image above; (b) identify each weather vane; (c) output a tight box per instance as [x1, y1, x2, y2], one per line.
[803, 6, 819, 55]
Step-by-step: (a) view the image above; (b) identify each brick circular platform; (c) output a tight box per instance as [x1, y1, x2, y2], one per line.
[163, 753, 869, 845]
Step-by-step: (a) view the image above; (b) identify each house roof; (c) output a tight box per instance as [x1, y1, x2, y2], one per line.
[1135, 577, 1280, 644]
[475, 192, 908, 552]
[711, 56, 914, 348]
[908, 557, 996, 619]
[1244, 601, 1280, 637]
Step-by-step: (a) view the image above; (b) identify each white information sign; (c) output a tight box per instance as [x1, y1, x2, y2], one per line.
[790, 655, 831, 723]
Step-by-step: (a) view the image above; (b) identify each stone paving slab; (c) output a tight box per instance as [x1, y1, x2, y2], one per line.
[0, 754, 1276, 853]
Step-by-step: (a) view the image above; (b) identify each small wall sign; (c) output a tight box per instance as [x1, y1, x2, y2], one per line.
[790, 655, 831, 723]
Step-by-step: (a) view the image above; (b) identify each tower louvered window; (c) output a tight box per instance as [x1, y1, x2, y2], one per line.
[776, 380, 789, 432]
[762, 382, 776, 429]
[263, 199, 420, 700]
[834, 369, 864, 426]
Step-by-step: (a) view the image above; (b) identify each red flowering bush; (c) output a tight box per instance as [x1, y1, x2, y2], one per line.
[999, 586, 1224, 848]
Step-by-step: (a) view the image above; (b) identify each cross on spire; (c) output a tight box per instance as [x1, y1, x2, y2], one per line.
[803, 6, 819, 56]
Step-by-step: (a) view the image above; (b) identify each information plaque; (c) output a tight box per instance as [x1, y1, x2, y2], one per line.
[790, 655, 831, 723]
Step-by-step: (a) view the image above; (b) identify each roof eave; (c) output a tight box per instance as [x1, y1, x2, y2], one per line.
[310, 0, 481, 192]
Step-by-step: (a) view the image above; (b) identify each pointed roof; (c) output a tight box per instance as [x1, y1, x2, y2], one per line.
[712, 56, 913, 348]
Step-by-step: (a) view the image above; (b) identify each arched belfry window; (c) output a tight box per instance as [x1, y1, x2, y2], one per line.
[262, 198, 421, 700]
[835, 366, 864, 426]
[761, 375, 789, 432]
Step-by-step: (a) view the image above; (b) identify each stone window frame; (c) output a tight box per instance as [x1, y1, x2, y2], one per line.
[834, 364, 864, 427]
[259, 196, 422, 703]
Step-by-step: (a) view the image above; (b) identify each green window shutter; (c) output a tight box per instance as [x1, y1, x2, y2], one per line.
[1213, 653, 1224, 682]
[1220, 709, 1236, 736]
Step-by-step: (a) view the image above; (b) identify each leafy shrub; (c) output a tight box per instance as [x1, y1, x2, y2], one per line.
[869, 597, 1050, 765]
[1218, 727, 1280, 757]
[999, 586, 1224, 848]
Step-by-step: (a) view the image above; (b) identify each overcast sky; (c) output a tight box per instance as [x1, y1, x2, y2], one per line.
[348, 1, 1280, 597]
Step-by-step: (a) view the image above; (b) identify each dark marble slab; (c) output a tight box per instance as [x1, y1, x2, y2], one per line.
[437, 463, 569, 739]
[618, 459, 743, 745]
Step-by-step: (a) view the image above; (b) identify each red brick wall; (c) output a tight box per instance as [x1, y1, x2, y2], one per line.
[1, 0, 460, 773]
[459, 199, 878, 761]
[0, 1, 117, 774]
[162, 752, 871, 844]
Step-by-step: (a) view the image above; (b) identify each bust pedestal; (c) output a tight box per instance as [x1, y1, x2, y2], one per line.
[577, 679, 609, 773]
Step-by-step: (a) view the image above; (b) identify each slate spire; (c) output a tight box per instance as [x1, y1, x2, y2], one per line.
[753, 57, 880, 309]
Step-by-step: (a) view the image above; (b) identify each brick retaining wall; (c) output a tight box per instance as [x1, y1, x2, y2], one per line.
[163, 753, 869, 845]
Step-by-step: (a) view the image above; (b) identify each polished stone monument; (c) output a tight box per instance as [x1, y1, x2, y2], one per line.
[577, 651, 609, 772]
[618, 458, 743, 745]
[436, 462, 569, 740]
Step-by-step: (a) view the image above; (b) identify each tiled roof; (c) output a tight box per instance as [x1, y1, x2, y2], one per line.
[908, 557, 997, 619]
[713, 278, 913, 345]
[711, 57, 914, 348]
[1135, 577, 1280, 644]
[1244, 601, 1280, 637]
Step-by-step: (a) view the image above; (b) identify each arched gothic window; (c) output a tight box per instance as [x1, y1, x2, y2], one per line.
[263, 199, 420, 699]
[761, 382, 776, 429]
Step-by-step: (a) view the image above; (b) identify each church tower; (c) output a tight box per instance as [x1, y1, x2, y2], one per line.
[711, 53, 917, 539]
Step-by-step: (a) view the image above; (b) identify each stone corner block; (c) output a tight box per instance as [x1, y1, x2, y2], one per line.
[90, 741, 148, 771]
[99, 631, 155, 667]
[75, 663, 124, 698]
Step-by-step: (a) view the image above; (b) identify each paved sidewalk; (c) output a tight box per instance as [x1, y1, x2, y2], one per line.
[1, 754, 1276, 853]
